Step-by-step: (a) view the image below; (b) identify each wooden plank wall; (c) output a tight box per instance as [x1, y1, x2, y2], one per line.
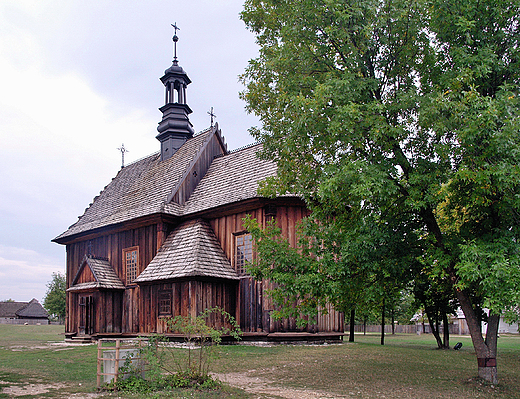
[138, 280, 237, 334]
[65, 224, 160, 334]
[208, 204, 343, 333]
[68, 290, 123, 334]
[76, 265, 95, 284]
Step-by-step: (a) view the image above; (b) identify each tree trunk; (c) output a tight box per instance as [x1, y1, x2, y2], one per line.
[349, 308, 355, 342]
[442, 311, 450, 349]
[427, 313, 444, 349]
[363, 316, 367, 335]
[391, 309, 395, 335]
[381, 298, 385, 346]
[456, 288, 499, 384]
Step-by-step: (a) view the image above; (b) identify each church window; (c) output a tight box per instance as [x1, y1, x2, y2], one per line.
[123, 246, 139, 285]
[235, 233, 253, 275]
[158, 290, 172, 316]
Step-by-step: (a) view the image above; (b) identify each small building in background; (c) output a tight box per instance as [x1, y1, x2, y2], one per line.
[0, 299, 49, 325]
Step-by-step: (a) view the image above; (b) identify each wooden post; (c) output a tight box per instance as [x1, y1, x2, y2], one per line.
[114, 339, 120, 384]
[96, 339, 102, 388]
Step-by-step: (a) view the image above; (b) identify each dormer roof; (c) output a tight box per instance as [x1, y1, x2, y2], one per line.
[67, 255, 125, 291]
[134, 218, 239, 283]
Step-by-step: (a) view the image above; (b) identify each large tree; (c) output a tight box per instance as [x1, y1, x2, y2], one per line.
[240, 0, 520, 383]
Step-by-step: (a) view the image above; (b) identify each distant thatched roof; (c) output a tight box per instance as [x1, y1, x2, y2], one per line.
[0, 299, 48, 319]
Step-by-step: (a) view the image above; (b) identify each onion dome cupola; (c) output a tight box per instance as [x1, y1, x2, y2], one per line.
[157, 24, 195, 161]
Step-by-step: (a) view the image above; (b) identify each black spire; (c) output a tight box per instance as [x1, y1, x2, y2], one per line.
[156, 23, 194, 161]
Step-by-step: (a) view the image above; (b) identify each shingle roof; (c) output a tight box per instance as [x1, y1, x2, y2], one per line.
[54, 129, 279, 243]
[68, 255, 125, 291]
[135, 218, 239, 282]
[183, 143, 277, 215]
[54, 128, 213, 241]
[0, 299, 48, 319]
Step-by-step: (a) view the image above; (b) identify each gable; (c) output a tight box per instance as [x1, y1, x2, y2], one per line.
[135, 218, 239, 283]
[68, 255, 125, 291]
[167, 124, 227, 205]
[74, 262, 96, 284]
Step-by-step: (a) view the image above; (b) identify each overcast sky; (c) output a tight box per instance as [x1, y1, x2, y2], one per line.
[0, 0, 260, 302]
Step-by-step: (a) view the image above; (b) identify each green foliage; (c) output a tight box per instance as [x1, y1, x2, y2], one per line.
[43, 272, 66, 322]
[162, 307, 241, 377]
[241, 0, 520, 382]
[109, 308, 241, 394]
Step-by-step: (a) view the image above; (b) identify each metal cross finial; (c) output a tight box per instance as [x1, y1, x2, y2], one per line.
[171, 23, 180, 62]
[117, 143, 129, 169]
[207, 107, 217, 127]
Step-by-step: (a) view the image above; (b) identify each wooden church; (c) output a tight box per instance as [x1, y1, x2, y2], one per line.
[53, 31, 344, 341]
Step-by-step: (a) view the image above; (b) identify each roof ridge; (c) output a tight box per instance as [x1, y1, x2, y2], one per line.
[116, 127, 211, 169]
[214, 141, 261, 159]
[123, 151, 160, 168]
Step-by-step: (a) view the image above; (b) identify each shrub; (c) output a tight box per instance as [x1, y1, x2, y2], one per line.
[107, 307, 241, 393]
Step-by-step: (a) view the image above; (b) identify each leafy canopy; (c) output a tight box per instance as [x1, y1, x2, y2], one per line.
[240, 0, 520, 320]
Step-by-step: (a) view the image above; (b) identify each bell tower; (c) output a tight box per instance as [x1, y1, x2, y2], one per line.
[156, 24, 195, 161]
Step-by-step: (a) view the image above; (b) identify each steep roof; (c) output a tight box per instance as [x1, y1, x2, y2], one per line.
[183, 143, 277, 215]
[68, 255, 125, 291]
[135, 218, 239, 282]
[54, 128, 214, 241]
[16, 299, 49, 318]
[54, 129, 279, 243]
[0, 301, 26, 317]
[0, 299, 48, 319]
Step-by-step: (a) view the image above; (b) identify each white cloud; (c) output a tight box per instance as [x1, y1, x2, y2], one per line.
[0, 0, 260, 303]
[0, 245, 64, 302]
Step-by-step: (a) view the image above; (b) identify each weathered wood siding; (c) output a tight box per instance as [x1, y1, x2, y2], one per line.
[138, 280, 237, 334]
[68, 290, 123, 334]
[64, 202, 343, 336]
[65, 224, 162, 334]
[76, 264, 95, 284]
[209, 205, 344, 333]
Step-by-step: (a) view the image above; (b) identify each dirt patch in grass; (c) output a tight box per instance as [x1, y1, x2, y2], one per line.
[214, 371, 347, 399]
[8, 342, 94, 352]
[2, 382, 69, 397]
[1, 382, 106, 398]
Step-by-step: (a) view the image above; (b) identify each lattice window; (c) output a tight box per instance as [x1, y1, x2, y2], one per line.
[235, 233, 253, 275]
[159, 290, 172, 316]
[123, 246, 139, 285]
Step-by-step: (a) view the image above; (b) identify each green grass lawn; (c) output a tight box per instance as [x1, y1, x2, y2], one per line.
[0, 325, 519, 398]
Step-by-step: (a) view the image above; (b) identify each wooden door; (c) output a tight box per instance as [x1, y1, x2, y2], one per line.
[79, 295, 94, 335]
[239, 277, 265, 332]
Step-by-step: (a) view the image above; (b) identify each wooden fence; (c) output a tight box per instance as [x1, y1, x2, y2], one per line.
[349, 324, 464, 334]
[96, 338, 146, 388]
[349, 324, 417, 334]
